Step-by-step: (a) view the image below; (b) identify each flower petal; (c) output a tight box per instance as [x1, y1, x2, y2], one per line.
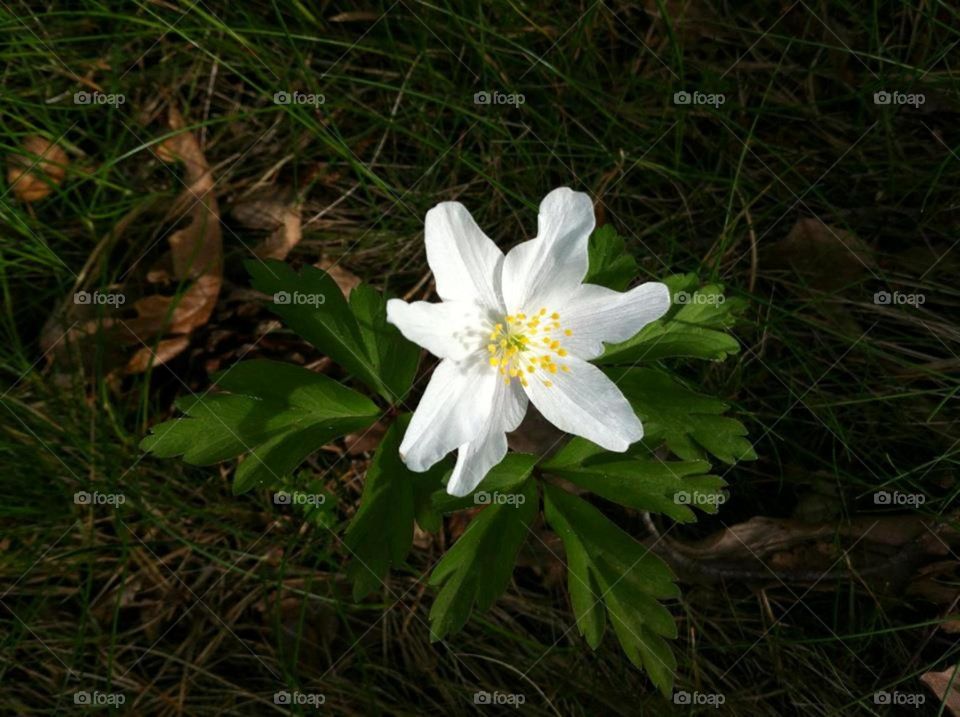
[523, 357, 642, 452]
[501, 187, 595, 312]
[560, 282, 671, 359]
[387, 298, 490, 361]
[425, 201, 504, 310]
[446, 381, 528, 496]
[400, 358, 498, 472]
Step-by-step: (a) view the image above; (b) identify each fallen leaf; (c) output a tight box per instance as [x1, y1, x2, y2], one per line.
[650, 513, 956, 586]
[764, 217, 875, 292]
[907, 561, 960, 633]
[921, 666, 960, 716]
[6, 136, 68, 202]
[675, 515, 950, 560]
[315, 259, 360, 297]
[120, 107, 222, 372]
[41, 108, 222, 376]
[253, 204, 301, 260]
[125, 336, 191, 374]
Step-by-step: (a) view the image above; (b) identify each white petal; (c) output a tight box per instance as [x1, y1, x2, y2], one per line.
[523, 357, 642, 452]
[400, 358, 497, 472]
[387, 298, 491, 361]
[425, 202, 504, 310]
[560, 282, 671, 359]
[446, 381, 528, 496]
[501, 187, 595, 312]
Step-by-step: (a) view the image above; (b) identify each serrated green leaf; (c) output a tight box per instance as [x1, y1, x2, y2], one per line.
[543, 484, 678, 696]
[246, 260, 406, 402]
[428, 478, 537, 640]
[597, 275, 744, 363]
[140, 360, 379, 493]
[544, 445, 726, 522]
[349, 283, 420, 401]
[612, 367, 756, 464]
[584, 225, 638, 291]
[431, 453, 537, 514]
[344, 415, 447, 599]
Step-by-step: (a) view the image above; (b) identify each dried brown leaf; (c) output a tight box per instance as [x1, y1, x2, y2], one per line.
[6, 136, 68, 202]
[921, 666, 960, 716]
[764, 217, 875, 291]
[315, 259, 360, 297]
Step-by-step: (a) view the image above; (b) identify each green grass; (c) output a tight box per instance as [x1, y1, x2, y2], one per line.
[1, 0, 959, 714]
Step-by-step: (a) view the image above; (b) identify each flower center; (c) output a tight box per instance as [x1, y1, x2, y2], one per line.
[486, 307, 572, 387]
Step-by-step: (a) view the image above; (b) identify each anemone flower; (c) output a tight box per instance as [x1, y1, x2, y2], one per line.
[387, 188, 671, 496]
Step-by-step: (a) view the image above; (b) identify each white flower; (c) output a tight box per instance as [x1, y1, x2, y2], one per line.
[386, 187, 671, 496]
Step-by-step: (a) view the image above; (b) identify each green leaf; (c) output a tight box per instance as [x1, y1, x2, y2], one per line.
[350, 283, 419, 402]
[140, 360, 379, 493]
[543, 442, 726, 522]
[246, 260, 411, 403]
[597, 274, 745, 363]
[431, 453, 537, 514]
[612, 367, 756, 465]
[428, 478, 537, 640]
[544, 484, 678, 696]
[344, 415, 447, 599]
[584, 225, 638, 291]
